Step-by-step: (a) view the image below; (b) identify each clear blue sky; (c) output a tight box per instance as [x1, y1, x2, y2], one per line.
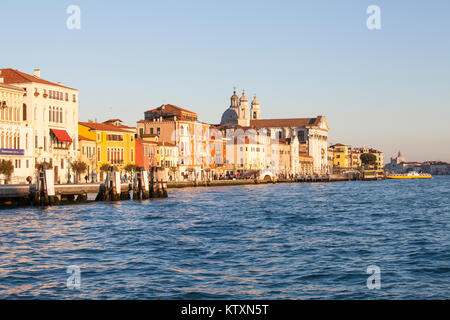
[2, 0, 449, 162]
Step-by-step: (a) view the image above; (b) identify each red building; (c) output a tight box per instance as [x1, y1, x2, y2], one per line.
[135, 135, 158, 170]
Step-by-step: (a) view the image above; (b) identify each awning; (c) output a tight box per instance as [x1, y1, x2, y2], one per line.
[50, 129, 72, 143]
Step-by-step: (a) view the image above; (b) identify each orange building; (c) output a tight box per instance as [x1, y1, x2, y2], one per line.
[137, 104, 210, 181]
[135, 135, 158, 170]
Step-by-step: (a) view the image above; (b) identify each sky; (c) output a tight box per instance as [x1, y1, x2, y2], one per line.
[1, 0, 449, 162]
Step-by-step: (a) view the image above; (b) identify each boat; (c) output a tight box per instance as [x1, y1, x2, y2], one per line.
[386, 171, 432, 179]
[362, 170, 385, 180]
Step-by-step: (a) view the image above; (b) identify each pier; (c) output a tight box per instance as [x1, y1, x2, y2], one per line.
[0, 167, 168, 207]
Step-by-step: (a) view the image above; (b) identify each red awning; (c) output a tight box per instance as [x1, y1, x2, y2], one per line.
[50, 129, 72, 143]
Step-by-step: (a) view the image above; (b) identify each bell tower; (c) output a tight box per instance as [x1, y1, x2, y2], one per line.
[251, 94, 261, 120]
[238, 90, 250, 127]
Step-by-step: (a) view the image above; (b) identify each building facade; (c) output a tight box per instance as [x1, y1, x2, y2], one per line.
[78, 121, 136, 175]
[0, 68, 79, 183]
[329, 143, 350, 169]
[137, 104, 210, 181]
[220, 89, 329, 174]
[0, 83, 33, 183]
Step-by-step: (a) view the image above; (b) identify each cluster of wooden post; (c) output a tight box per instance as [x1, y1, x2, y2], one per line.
[95, 166, 168, 202]
[32, 166, 59, 206]
[23, 166, 169, 206]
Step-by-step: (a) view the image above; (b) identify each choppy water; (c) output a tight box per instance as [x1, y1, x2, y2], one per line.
[0, 177, 449, 299]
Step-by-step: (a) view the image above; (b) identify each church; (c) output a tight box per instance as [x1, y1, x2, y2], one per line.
[218, 89, 330, 174]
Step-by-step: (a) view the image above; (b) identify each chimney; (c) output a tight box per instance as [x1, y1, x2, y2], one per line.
[34, 69, 41, 78]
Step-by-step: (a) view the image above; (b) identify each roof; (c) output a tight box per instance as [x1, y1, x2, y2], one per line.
[330, 143, 346, 147]
[78, 135, 95, 142]
[136, 138, 157, 145]
[79, 121, 132, 133]
[145, 104, 197, 115]
[250, 117, 322, 128]
[0, 68, 77, 90]
[104, 119, 122, 123]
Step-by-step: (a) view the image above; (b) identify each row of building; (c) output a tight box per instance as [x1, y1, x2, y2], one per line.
[2, 67, 406, 184]
[385, 151, 450, 175]
[328, 143, 384, 172]
[0, 68, 332, 183]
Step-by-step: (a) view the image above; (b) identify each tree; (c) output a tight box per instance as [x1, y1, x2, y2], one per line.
[0, 160, 14, 184]
[100, 163, 111, 172]
[360, 153, 377, 168]
[123, 164, 137, 173]
[70, 160, 87, 183]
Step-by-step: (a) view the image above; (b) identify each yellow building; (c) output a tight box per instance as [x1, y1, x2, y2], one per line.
[78, 121, 136, 172]
[330, 143, 350, 169]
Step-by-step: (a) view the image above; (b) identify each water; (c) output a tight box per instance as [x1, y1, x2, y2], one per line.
[0, 177, 449, 299]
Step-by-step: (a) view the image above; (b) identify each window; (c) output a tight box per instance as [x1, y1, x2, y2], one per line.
[139, 128, 144, 136]
[106, 134, 123, 141]
[299, 131, 305, 142]
[23, 104, 27, 121]
[61, 158, 64, 169]
[131, 148, 134, 162]
[73, 94, 76, 102]
[97, 147, 101, 161]
[157, 128, 160, 135]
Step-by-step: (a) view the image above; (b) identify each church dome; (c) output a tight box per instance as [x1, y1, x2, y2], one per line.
[220, 107, 239, 126]
[397, 151, 406, 163]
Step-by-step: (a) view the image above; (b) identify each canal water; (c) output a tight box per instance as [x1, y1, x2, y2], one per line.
[0, 176, 449, 299]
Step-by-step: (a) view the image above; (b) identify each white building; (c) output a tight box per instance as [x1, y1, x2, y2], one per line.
[0, 83, 33, 183]
[0, 68, 79, 183]
[220, 89, 330, 174]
